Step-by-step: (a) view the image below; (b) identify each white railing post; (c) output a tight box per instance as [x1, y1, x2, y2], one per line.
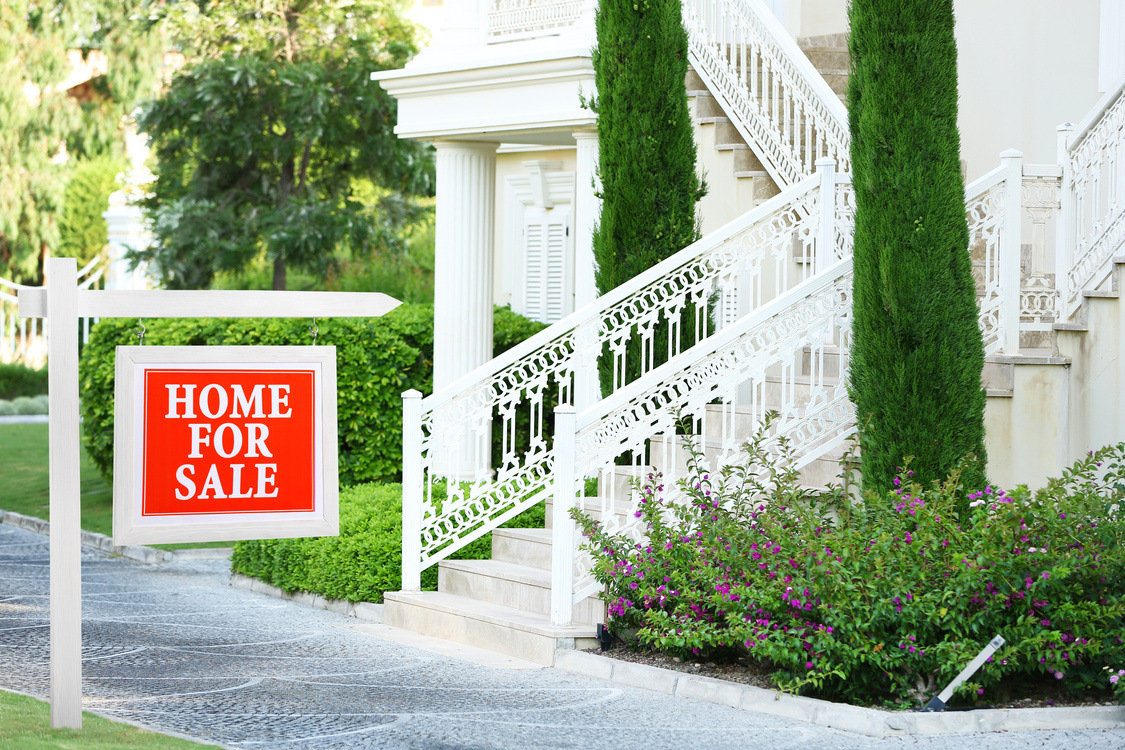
[1000, 149, 1024, 354]
[1056, 123, 1076, 320]
[550, 405, 577, 627]
[401, 389, 424, 592]
[816, 158, 837, 272]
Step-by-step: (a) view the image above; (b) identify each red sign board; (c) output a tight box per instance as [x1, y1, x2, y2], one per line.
[113, 347, 338, 545]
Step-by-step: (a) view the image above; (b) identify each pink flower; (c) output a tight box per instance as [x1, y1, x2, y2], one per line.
[1110, 674, 1120, 685]
[1054, 671, 1064, 679]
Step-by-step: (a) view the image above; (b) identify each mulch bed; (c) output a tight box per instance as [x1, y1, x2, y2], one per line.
[587, 644, 1119, 711]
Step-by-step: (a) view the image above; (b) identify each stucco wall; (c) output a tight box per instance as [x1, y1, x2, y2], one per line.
[955, 0, 1102, 180]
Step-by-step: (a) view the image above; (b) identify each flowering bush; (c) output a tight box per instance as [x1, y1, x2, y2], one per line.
[574, 416, 1125, 706]
[1106, 667, 1125, 703]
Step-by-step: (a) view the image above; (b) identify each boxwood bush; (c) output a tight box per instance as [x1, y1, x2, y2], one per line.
[231, 481, 545, 602]
[0, 362, 48, 400]
[78, 305, 546, 487]
[576, 416, 1125, 706]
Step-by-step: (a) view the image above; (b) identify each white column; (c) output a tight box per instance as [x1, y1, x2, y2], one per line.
[103, 192, 154, 290]
[433, 141, 498, 392]
[573, 130, 600, 311]
[572, 130, 602, 408]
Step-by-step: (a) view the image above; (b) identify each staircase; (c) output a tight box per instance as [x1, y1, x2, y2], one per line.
[387, 0, 1125, 664]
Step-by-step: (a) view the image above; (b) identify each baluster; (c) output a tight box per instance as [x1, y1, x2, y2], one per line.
[1056, 123, 1075, 318]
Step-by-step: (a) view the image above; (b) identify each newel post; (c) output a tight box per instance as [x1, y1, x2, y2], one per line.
[816, 158, 837, 272]
[550, 405, 577, 627]
[1056, 123, 1076, 321]
[1000, 149, 1024, 355]
[401, 390, 424, 592]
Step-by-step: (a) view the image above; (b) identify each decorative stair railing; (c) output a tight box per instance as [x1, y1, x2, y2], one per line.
[555, 255, 855, 608]
[1059, 74, 1125, 321]
[682, 0, 850, 187]
[400, 164, 841, 590]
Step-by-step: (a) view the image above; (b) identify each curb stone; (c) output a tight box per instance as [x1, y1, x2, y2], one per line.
[0, 511, 229, 564]
[229, 573, 384, 623]
[553, 650, 1125, 738]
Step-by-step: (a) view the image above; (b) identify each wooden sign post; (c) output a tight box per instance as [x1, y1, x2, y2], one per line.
[18, 258, 400, 729]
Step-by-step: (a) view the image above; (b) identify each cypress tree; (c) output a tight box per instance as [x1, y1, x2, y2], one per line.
[590, 0, 706, 395]
[847, 0, 987, 493]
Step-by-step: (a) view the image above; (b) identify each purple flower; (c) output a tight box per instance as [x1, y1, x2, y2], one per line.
[1054, 671, 1064, 680]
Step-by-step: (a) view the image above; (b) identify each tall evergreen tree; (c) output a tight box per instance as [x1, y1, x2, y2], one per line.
[847, 0, 986, 493]
[589, 0, 706, 394]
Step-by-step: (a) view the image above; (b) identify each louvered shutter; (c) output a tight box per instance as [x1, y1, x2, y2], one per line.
[523, 206, 571, 323]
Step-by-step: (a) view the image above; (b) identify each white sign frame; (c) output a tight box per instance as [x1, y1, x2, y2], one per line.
[112, 345, 339, 545]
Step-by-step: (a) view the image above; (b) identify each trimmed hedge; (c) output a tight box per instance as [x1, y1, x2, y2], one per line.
[231, 481, 545, 602]
[0, 362, 48, 400]
[78, 305, 546, 486]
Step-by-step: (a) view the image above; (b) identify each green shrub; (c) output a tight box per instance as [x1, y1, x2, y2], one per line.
[576, 417, 1125, 706]
[10, 396, 46, 415]
[0, 362, 48, 400]
[231, 481, 545, 602]
[0, 400, 14, 416]
[78, 305, 544, 486]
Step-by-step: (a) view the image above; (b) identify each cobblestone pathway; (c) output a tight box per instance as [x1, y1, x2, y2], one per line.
[2, 523, 1123, 749]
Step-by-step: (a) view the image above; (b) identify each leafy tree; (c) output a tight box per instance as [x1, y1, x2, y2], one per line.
[847, 0, 986, 493]
[589, 0, 706, 394]
[135, 0, 435, 291]
[0, 1, 162, 283]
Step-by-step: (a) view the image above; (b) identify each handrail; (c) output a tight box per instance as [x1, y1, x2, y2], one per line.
[1069, 71, 1125, 152]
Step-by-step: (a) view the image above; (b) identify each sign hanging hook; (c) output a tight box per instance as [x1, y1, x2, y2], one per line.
[134, 318, 146, 346]
[309, 317, 318, 345]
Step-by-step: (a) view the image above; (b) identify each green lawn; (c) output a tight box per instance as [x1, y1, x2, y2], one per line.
[0, 423, 227, 550]
[0, 689, 221, 749]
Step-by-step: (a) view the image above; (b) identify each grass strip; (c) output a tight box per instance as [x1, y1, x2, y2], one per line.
[0, 423, 227, 549]
[0, 689, 221, 749]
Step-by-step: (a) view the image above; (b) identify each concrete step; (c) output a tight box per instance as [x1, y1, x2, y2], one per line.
[648, 433, 848, 489]
[492, 527, 553, 570]
[438, 559, 604, 627]
[383, 591, 598, 666]
[546, 494, 636, 529]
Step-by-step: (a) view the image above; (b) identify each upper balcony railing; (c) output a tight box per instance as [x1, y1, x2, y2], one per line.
[487, 0, 588, 43]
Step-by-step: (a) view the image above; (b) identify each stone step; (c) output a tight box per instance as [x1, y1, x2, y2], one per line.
[492, 527, 553, 570]
[383, 591, 598, 666]
[546, 493, 637, 529]
[438, 558, 604, 627]
[648, 433, 848, 488]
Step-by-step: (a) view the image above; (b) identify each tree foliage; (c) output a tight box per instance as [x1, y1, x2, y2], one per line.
[589, 0, 706, 394]
[847, 0, 986, 493]
[0, 0, 162, 282]
[134, 0, 435, 290]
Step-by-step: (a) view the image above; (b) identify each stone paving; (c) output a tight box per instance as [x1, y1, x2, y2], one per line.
[2, 522, 1124, 750]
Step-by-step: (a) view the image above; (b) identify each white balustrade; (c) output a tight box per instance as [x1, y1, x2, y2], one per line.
[402, 171, 826, 575]
[1, 257, 105, 365]
[487, 0, 586, 42]
[1062, 77, 1125, 320]
[681, 0, 849, 187]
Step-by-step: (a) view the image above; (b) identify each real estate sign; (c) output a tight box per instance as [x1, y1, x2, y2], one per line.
[112, 346, 338, 545]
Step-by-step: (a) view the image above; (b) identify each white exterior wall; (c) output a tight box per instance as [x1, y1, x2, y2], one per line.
[955, 0, 1102, 180]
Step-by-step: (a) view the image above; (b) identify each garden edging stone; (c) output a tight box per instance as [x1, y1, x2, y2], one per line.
[553, 649, 1125, 738]
[0, 511, 229, 564]
[229, 572, 385, 623]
